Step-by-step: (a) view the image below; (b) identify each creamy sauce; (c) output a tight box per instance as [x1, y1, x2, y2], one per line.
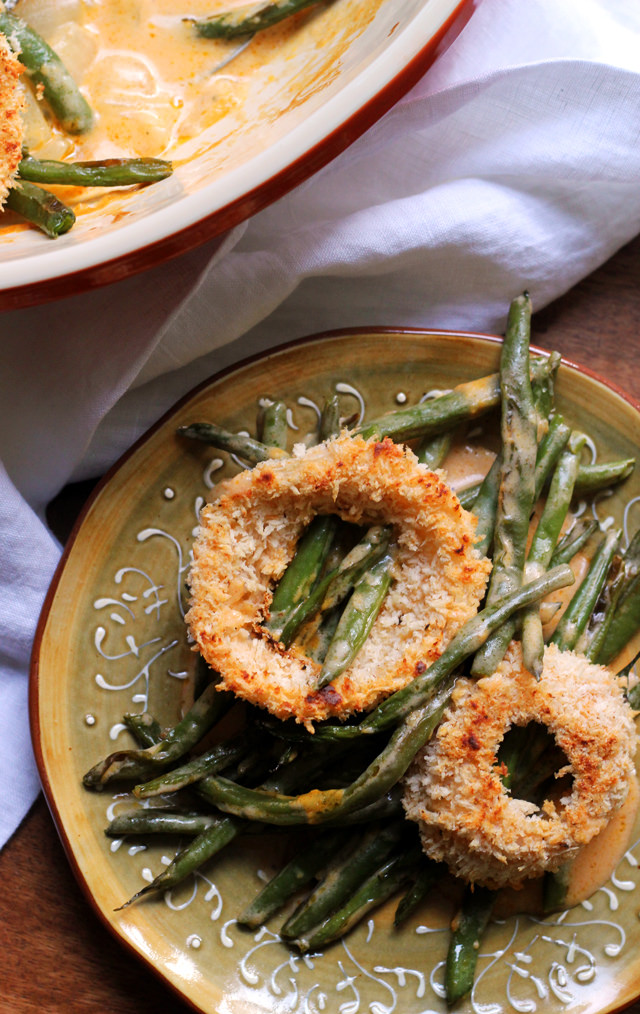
[16, 0, 294, 161]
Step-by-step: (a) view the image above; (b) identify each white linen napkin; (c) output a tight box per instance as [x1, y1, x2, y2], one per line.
[2, 0, 640, 848]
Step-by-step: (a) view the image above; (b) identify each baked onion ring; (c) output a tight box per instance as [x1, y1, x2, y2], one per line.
[0, 35, 23, 209]
[187, 434, 490, 726]
[403, 641, 637, 889]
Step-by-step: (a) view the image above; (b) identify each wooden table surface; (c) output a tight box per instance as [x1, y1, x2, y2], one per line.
[2, 236, 640, 1013]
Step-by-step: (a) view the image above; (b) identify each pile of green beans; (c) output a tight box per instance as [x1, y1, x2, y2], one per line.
[1, 12, 172, 237]
[84, 299, 640, 1004]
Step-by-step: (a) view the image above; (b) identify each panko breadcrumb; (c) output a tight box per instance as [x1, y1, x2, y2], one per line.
[0, 34, 23, 208]
[187, 434, 490, 726]
[403, 642, 637, 890]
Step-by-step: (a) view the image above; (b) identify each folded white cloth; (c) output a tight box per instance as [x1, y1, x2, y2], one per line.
[2, 0, 640, 848]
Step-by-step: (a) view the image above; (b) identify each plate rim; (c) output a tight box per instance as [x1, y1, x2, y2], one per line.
[0, 0, 475, 311]
[29, 325, 640, 1013]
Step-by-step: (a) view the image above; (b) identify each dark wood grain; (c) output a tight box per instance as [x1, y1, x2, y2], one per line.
[2, 234, 640, 1013]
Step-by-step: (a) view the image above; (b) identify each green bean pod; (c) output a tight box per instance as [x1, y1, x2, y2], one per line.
[281, 821, 406, 940]
[292, 848, 421, 953]
[320, 394, 342, 441]
[279, 524, 391, 646]
[177, 421, 288, 463]
[106, 810, 219, 837]
[133, 739, 249, 798]
[6, 180, 75, 238]
[574, 458, 635, 496]
[266, 515, 339, 638]
[119, 816, 242, 907]
[18, 154, 173, 186]
[472, 293, 538, 676]
[0, 11, 93, 133]
[393, 859, 439, 926]
[257, 398, 288, 448]
[550, 519, 599, 567]
[415, 430, 453, 469]
[445, 885, 496, 1004]
[193, 0, 322, 39]
[317, 551, 394, 688]
[123, 712, 165, 748]
[551, 529, 622, 651]
[522, 436, 584, 677]
[239, 828, 352, 928]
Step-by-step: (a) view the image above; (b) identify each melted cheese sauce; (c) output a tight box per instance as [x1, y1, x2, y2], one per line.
[16, 0, 295, 161]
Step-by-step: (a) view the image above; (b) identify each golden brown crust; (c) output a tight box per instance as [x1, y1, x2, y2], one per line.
[403, 642, 637, 889]
[187, 434, 490, 726]
[0, 34, 23, 208]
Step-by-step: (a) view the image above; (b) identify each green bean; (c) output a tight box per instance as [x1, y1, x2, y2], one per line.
[133, 739, 249, 798]
[596, 532, 640, 665]
[119, 815, 242, 907]
[533, 416, 572, 501]
[257, 398, 288, 448]
[531, 351, 561, 439]
[551, 529, 621, 651]
[445, 885, 496, 1004]
[393, 859, 439, 926]
[292, 848, 421, 953]
[17, 154, 173, 187]
[177, 421, 288, 463]
[542, 863, 571, 914]
[317, 551, 394, 688]
[471, 453, 502, 558]
[472, 293, 537, 676]
[550, 519, 599, 567]
[574, 458, 635, 496]
[107, 811, 219, 837]
[623, 651, 640, 710]
[577, 555, 625, 662]
[320, 394, 341, 440]
[193, 0, 322, 38]
[0, 12, 93, 133]
[266, 515, 339, 638]
[123, 712, 165, 748]
[522, 436, 584, 677]
[415, 430, 453, 469]
[83, 679, 233, 789]
[457, 483, 480, 510]
[279, 525, 391, 646]
[356, 356, 551, 443]
[239, 828, 352, 928]
[6, 180, 75, 238]
[281, 821, 407, 940]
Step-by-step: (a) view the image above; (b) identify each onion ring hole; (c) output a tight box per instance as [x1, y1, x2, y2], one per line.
[403, 642, 637, 890]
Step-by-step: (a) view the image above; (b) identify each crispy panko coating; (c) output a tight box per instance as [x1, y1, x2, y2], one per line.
[0, 33, 23, 208]
[187, 434, 490, 726]
[403, 642, 637, 889]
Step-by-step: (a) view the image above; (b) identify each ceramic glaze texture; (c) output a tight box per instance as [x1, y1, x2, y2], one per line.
[32, 331, 640, 1014]
[0, 0, 471, 304]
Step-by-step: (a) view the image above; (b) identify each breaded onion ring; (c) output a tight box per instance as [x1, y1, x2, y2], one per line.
[187, 434, 490, 726]
[403, 642, 637, 889]
[0, 34, 23, 209]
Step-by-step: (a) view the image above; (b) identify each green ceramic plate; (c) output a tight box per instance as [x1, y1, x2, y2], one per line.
[32, 329, 640, 1014]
